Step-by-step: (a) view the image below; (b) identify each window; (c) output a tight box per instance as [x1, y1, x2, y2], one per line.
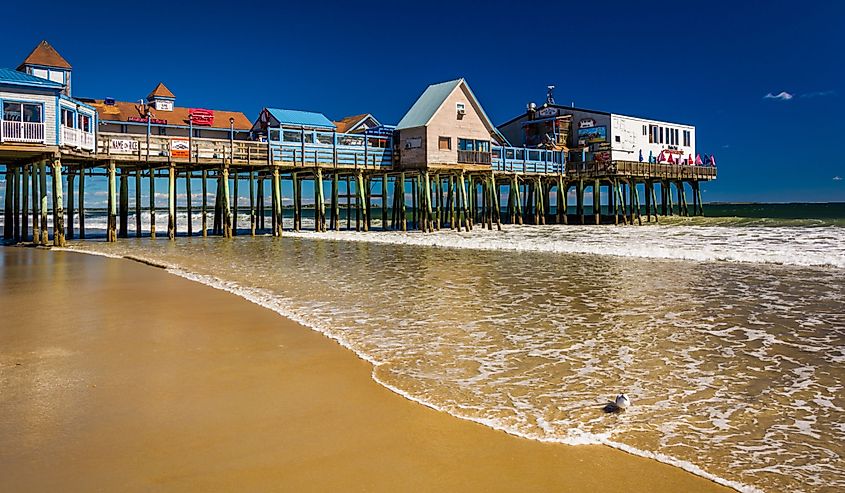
[78, 114, 91, 132]
[659, 127, 664, 144]
[5, 102, 42, 123]
[268, 129, 281, 141]
[157, 126, 167, 135]
[649, 124, 657, 144]
[458, 138, 474, 151]
[674, 128, 679, 146]
[283, 130, 301, 143]
[615, 135, 621, 143]
[456, 102, 466, 113]
[643, 125, 647, 136]
[61, 108, 75, 127]
[683, 130, 691, 147]
[438, 136, 451, 150]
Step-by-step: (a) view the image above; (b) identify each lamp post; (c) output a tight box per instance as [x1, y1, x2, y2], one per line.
[229, 117, 235, 159]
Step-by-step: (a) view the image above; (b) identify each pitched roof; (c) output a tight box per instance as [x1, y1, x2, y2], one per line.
[266, 108, 335, 129]
[147, 82, 175, 100]
[0, 67, 64, 90]
[84, 99, 252, 130]
[396, 78, 509, 144]
[395, 79, 462, 130]
[333, 114, 371, 133]
[17, 40, 71, 70]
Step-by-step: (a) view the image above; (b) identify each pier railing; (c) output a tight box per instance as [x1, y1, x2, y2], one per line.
[61, 126, 96, 151]
[491, 146, 565, 174]
[566, 160, 717, 180]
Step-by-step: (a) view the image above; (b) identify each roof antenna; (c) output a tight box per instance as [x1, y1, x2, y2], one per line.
[546, 85, 555, 105]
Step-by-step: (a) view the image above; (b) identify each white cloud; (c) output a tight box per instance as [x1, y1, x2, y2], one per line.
[833, 176, 843, 181]
[763, 91, 794, 101]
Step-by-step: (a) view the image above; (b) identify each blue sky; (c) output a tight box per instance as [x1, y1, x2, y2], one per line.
[3, 0, 843, 202]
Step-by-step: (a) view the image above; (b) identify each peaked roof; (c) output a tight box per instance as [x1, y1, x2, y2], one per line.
[395, 79, 462, 130]
[0, 67, 64, 90]
[84, 98, 252, 130]
[18, 40, 71, 70]
[333, 113, 379, 133]
[396, 78, 509, 144]
[266, 108, 335, 129]
[147, 82, 175, 100]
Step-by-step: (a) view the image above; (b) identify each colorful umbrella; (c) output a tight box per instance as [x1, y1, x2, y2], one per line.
[657, 150, 666, 163]
[695, 154, 703, 165]
[639, 149, 644, 162]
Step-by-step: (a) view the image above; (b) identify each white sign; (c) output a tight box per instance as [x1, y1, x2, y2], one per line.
[538, 107, 558, 117]
[579, 118, 596, 129]
[109, 138, 139, 154]
[404, 137, 422, 149]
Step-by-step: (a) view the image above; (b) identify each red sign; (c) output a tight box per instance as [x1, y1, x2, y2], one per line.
[189, 109, 215, 127]
[128, 116, 167, 124]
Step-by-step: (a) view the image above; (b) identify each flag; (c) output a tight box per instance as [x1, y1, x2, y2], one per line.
[667, 153, 676, 164]
[657, 150, 666, 163]
[710, 155, 717, 166]
[695, 153, 703, 165]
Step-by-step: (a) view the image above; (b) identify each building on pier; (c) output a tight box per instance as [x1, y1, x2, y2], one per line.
[499, 102, 696, 165]
[1, 41, 97, 157]
[81, 82, 252, 142]
[333, 113, 381, 134]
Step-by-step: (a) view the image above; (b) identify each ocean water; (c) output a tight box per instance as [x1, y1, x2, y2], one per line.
[25, 204, 845, 492]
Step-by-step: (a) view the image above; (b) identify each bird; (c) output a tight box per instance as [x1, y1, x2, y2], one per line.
[615, 393, 631, 409]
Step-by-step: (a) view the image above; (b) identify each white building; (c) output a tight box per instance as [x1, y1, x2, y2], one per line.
[499, 103, 696, 164]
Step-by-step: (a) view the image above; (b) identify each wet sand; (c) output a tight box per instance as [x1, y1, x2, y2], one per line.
[0, 248, 730, 492]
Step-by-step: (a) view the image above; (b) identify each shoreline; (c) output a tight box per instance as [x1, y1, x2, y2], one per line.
[1, 247, 733, 492]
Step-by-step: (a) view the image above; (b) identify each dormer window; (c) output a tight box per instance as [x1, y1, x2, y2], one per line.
[456, 102, 466, 116]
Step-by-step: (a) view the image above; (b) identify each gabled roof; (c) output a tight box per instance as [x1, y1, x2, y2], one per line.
[395, 79, 462, 130]
[147, 82, 175, 100]
[17, 40, 71, 70]
[0, 67, 64, 90]
[333, 113, 380, 133]
[266, 108, 335, 129]
[396, 78, 509, 144]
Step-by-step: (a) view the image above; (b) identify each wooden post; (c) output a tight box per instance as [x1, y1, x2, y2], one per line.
[232, 170, 239, 235]
[644, 180, 652, 222]
[356, 170, 368, 232]
[66, 169, 74, 240]
[491, 172, 502, 231]
[51, 159, 65, 247]
[666, 181, 674, 216]
[273, 167, 283, 236]
[149, 166, 156, 239]
[536, 177, 545, 226]
[186, 169, 193, 236]
[107, 161, 116, 242]
[168, 164, 176, 240]
[316, 168, 326, 232]
[398, 173, 407, 231]
[119, 170, 128, 238]
[249, 170, 256, 236]
[222, 166, 232, 238]
[257, 174, 265, 231]
[593, 178, 600, 225]
[332, 172, 340, 230]
[424, 171, 434, 233]
[577, 179, 585, 225]
[292, 173, 300, 231]
[201, 170, 208, 237]
[382, 173, 388, 231]
[3, 167, 12, 240]
[12, 167, 20, 242]
[696, 181, 704, 216]
[21, 165, 29, 242]
[651, 182, 660, 223]
[135, 169, 142, 236]
[458, 172, 470, 231]
[633, 180, 642, 225]
[31, 163, 40, 244]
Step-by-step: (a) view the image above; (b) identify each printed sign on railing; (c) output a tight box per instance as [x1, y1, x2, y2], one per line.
[171, 138, 190, 158]
[109, 138, 140, 154]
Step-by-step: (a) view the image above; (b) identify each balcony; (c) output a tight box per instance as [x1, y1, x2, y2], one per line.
[61, 125, 96, 151]
[1, 121, 45, 144]
[457, 150, 491, 165]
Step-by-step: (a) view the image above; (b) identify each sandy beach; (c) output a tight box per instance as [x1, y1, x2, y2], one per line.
[0, 247, 730, 492]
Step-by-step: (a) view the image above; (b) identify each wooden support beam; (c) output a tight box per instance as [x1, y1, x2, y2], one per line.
[315, 168, 326, 232]
[249, 170, 256, 236]
[382, 173, 388, 231]
[12, 167, 20, 242]
[168, 164, 176, 239]
[273, 167, 283, 236]
[186, 169, 192, 236]
[331, 173, 339, 231]
[119, 170, 128, 238]
[107, 161, 116, 242]
[32, 164, 40, 244]
[135, 169, 142, 237]
[232, 170, 239, 235]
[51, 159, 65, 247]
[149, 166, 156, 239]
[491, 172, 502, 231]
[593, 179, 600, 225]
[22, 165, 29, 242]
[257, 174, 264, 232]
[357, 170, 368, 232]
[3, 167, 12, 240]
[66, 169, 74, 240]
[222, 166, 232, 238]
[201, 170, 208, 237]
[38, 160, 48, 245]
[577, 179, 585, 225]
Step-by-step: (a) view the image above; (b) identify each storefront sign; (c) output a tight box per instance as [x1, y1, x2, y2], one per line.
[538, 107, 558, 117]
[577, 126, 607, 144]
[171, 137, 190, 158]
[189, 109, 215, 127]
[109, 138, 140, 154]
[128, 116, 167, 125]
[579, 118, 596, 128]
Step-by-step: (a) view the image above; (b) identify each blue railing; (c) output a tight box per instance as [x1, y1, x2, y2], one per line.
[269, 129, 393, 168]
[492, 146, 565, 174]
